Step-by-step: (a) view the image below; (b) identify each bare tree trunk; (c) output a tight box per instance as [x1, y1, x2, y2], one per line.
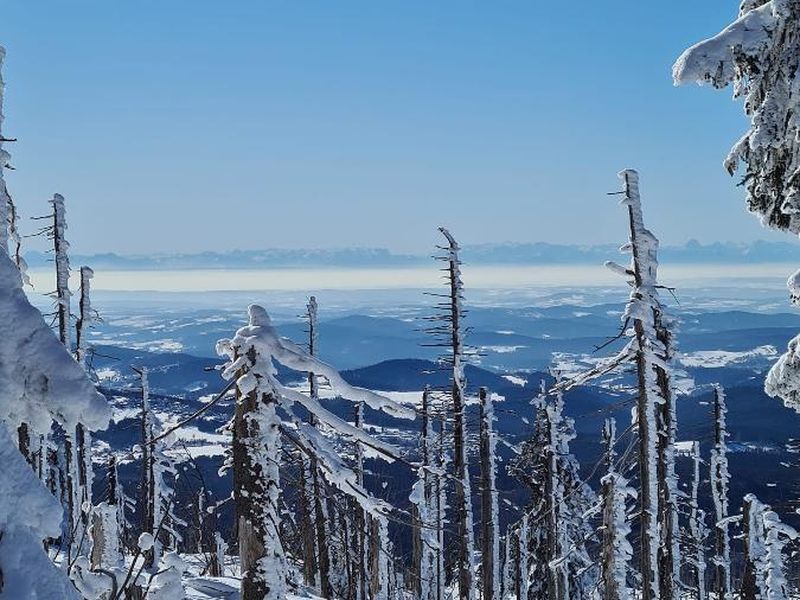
[233, 348, 285, 599]
[52, 194, 70, 348]
[17, 423, 32, 468]
[298, 456, 318, 587]
[138, 368, 156, 569]
[439, 228, 476, 600]
[413, 389, 430, 598]
[623, 171, 661, 600]
[689, 442, 707, 600]
[712, 386, 731, 599]
[656, 347, 679, 600]
[518, 515, 529, 600]
[307, 296, 332, 597]
[63, 434, 77, 564]
[479, 387, 499, 600]
[435, 416, 446, 600]
[741, 495, 757, 600]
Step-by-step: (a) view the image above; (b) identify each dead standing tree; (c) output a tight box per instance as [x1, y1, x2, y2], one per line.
[218, 305, 414, 600]
[551, 170, 682, 600]
[710, 385, 731, 599]
[613, 170, 679, 600]
[307, 296, 334, 598]
[426, 227, 476, 600]
[478, 387, 500, 600]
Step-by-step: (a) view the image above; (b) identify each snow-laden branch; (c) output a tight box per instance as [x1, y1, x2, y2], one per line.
[220, 305, 414, 421]
[673, 1, 800, 234]
[0, 252, 109, 433]
[672, 3, 779, 89]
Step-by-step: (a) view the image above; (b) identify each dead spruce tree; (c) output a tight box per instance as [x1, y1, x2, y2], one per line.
[136, 367, 183, 571]
[411, 388, 440, 600]
[741, 494, 798, 600]
[217, 304, 414, 600]
[508, 378, 594, 600]
[710, 385, 732, 598]
[673, 2, 800, 411]
[685, 441, 708, 600]
[609, 170, 680, 600]
[478, 387, 500, 600]
[303, 295, 332, 596]
[599, 418, 635, 600]
[75, 265, 96, 559]
[41, 192, 93, 564]
[426, 227, 476, 600]
[75, 266, 95, 368]
[553, 169, 682, 600]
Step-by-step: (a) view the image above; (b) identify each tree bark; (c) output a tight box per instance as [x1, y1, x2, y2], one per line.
[479, 387, 498, 600]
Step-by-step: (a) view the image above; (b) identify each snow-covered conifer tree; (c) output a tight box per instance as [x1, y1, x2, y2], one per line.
[673, 1, 800, 234]
[478, 386, 500, 600]
[710, 385, 732, 599]
[0, 49, 110, 592]
[217, 304, 414, 600]
[673, 3, 800, 412]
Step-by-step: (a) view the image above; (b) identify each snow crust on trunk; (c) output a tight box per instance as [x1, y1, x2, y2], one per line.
[745, 494, 798, 600]
[0, 46, 9, 256]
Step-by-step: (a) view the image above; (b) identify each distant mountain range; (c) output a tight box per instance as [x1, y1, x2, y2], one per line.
[23, 239, 800, 270]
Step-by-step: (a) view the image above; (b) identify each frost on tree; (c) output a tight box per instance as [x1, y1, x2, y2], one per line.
[672, 1, 800, 410]
[410, 388, 442, 600]
[0, 46, 110, 597]
[685, 441, 709, 600]
[478, 387, 500, 600]
[428, 227, 476, 600]
[710, 386, 732, 598]
[600, 419, 635, 600]
[553, 170, 682, 600]
[217, 304, 413, 600]
[507, 377, 595, 600]
[608, 170, 681, 600]
[673, 0, 800, 234]
[138, 368, 184, 571]
[742, 494, 798, 600]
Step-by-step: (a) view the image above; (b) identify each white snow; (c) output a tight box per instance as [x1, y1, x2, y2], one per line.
[678, 345, 778, 368]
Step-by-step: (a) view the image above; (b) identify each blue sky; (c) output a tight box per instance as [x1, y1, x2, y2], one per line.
[0, 1, 789, 255]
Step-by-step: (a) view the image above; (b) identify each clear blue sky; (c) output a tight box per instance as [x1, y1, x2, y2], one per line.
[0, 1, 789, 255]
